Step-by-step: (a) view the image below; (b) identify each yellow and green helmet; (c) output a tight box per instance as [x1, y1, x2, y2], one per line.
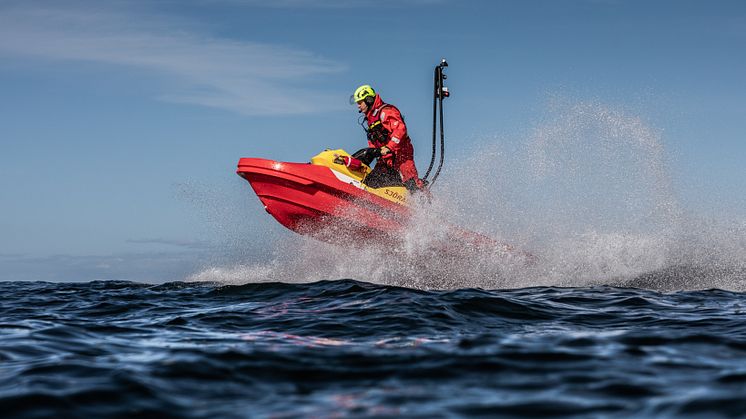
[350, 84, 376, 105]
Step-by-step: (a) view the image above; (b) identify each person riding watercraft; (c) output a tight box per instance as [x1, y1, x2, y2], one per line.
[236, 59, 535, 263]
[344, 85, 425, 193]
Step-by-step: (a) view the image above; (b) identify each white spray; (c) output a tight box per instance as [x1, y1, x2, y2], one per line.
[189, 99, 746, 291]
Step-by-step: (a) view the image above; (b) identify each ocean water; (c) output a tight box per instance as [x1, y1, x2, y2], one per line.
[2, 279, 745, 418]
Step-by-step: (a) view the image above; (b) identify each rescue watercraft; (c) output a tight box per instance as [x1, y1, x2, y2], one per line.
[236, 148, 496, 251]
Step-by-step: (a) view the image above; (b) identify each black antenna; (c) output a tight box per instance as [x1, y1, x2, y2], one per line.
[422, 58, 449, 186]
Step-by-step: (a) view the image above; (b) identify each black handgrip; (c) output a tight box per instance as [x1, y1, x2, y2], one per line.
[351, 147, 381, 166]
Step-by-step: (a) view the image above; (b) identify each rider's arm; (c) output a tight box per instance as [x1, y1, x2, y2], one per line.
[380, 107, 407, 154]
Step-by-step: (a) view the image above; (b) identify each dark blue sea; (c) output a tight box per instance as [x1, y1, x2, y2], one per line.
[2, 279, 745, 418]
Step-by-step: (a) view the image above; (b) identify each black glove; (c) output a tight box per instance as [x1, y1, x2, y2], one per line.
[351, 147, 381, 166]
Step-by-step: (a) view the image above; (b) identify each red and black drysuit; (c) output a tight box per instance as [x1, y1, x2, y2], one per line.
[343, 94, 424, 191]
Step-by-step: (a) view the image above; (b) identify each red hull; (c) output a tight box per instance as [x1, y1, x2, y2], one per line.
[237, 158, 411, 244]
[236, 157, 522, 257]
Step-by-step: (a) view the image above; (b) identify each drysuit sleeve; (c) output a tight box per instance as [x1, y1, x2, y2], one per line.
[379, 107, 408, 154]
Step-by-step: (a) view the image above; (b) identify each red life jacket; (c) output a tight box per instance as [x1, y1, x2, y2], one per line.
[364, 95, 415, 168]
[344, 94, 422, 185]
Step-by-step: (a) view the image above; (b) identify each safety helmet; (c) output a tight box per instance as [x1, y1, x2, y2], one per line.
[350, 84, 376, 105]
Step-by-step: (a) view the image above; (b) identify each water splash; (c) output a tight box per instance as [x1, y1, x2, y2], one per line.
[191, 99, 746, 291]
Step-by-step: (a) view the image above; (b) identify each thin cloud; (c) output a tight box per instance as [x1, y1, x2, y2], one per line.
[0, 3, 348, 115]
[127, 238, 213, 250]
[205, 0, 445, 8]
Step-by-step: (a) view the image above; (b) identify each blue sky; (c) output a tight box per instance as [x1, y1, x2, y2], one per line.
[1, 0, 744, 282]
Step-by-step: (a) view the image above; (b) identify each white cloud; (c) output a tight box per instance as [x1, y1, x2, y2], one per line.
[0, 3, 348, 115]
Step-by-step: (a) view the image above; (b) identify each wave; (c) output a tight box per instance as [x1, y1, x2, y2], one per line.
[2, 280, 745, 417]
